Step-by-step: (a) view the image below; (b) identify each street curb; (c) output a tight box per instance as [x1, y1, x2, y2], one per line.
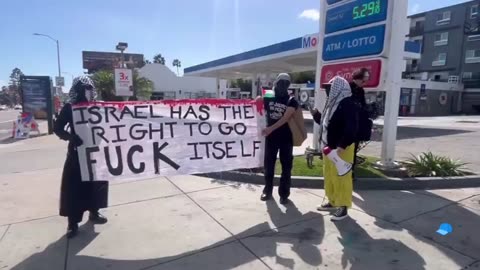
[198, 171, 480, 190]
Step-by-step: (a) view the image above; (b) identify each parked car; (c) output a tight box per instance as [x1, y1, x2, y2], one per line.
[0, 105, 7, 110]
[14, 104, 22, 110]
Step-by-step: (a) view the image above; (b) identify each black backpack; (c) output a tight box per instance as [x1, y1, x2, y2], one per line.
[356, 107, 373, 142]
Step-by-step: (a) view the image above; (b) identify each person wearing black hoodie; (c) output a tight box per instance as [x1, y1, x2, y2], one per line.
[259, 73, 299, 205]
[349, 68, 371, 180]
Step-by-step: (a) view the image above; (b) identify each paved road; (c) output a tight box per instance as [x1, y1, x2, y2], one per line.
[365, 116, 480, 173]
[0, 110, 20, 139]
[0, 110, 19, 123]
[301, 114, 480, 173]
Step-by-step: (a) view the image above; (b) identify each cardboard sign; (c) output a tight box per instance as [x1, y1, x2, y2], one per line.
[12, 112, 40, 139]
[72, 99, 266, 182]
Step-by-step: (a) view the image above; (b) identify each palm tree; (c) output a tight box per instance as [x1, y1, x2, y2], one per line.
[143, 59, 152, 66]
[172, 59, 181, 76]
[91, 70, 154, 101]
[132, 71, 154, 101]
[153, 54, 166, 65]
[91, 70, 116, 101]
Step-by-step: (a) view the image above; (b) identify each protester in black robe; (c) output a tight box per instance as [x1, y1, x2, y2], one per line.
[54, 76, 109, 239]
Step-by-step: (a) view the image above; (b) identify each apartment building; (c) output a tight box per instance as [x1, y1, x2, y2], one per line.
[405, 0, 480, 114]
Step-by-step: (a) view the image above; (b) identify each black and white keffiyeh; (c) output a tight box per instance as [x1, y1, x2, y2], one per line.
[319, 76, 352, 148]
[68, 76, 97, 103]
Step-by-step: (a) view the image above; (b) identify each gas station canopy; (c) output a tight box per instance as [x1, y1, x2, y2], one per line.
[184, 33, 421, 79]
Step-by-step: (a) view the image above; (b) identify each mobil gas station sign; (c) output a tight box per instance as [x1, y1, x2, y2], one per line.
[325, 0, 388, 34]
[322, 24, 386, 61]
[302, 34, 319, 49]
[320, 59, 383, 89]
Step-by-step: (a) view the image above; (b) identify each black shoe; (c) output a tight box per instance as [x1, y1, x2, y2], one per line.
[89, 212, 108, 224]
[317, 202, 334, 211]
[260, 193, 272, 201]
[67, 223, 78, 239]
[331, 207, 348, 221]
[279, 197, 289, 205]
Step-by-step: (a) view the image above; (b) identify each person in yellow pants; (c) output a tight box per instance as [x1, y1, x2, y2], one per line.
[323, 144, 355, 213]
[311, 76, 359, 221]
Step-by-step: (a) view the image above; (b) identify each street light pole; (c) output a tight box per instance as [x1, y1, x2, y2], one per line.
[116, 42, 129, 100]
[56, 40, 61, 78]
[120, 49, 125, 68]
[33, 33, 62, 79]
[116, 42, 128, 68]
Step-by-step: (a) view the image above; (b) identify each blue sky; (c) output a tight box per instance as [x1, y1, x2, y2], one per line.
[0, 0, 472, 89]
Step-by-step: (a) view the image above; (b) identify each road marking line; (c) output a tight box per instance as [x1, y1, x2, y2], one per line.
[0, 120, 15, 124]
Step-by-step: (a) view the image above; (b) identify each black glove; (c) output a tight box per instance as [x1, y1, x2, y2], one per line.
[71, 134, 83, 147]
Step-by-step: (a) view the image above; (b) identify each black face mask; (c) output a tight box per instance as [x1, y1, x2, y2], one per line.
[274, 80, 290, 98]
[73, 83, 88, 103]
[324, 85, 331, 97]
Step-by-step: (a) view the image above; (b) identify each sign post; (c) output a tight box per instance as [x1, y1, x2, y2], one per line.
[19, 76, 54, 134]
[114, 68, 134, 98]
[314, 0, 407, 168]
[312, 0, 328, 151]
[55, 76, 65, 87]
[380, 0, 408, 167]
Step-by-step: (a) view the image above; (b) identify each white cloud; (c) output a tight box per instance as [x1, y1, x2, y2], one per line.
[299, 9, 320, 21]
[410, 3, 420, 14]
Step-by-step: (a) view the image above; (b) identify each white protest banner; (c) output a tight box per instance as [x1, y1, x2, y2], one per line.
[72, 99, 266, 182]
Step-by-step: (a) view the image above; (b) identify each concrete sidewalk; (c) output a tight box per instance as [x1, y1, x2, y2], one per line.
[1, 128, 480, 269]
[1, 170, 480, 269]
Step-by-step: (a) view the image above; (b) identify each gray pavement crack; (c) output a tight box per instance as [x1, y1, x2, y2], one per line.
[64, 236, 70, 270]
[395, 201, 459, 224]
[0, 166, 62, 176]
[462, 260, 480, 269]
[179, 184, 237, 195]
[413, 191, 479, 203]
[301, 189, 325, 199]
[0, 185, 235, 227]
[106, 185, 235, 209]
[0, 224, 10, 244]
[163, 176, 274, 270]
[349, 206, 479, 263]
[0, 215, 58, 227]
[138, 240, 239, 270]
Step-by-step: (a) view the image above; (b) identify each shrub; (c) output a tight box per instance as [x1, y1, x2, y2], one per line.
[403, 152, 471, 177]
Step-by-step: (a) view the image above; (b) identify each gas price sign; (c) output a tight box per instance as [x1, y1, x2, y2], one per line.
[353, 0, 382, 19]
[325, 0, 388, 34]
